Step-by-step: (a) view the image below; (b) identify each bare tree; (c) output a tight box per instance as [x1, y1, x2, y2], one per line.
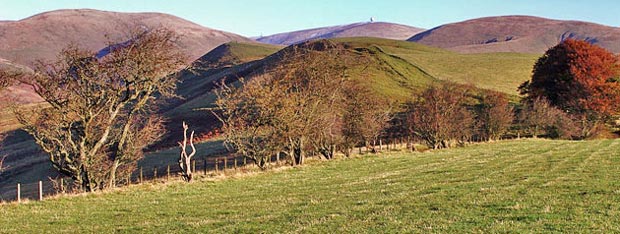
[215, 41, 355, 167]
[12, 27, 186, 191]
[342, 84, 392, 155]
[0, 69, 13, 174]
[178, 122, 196, 182]
[476, 92, 514, 141]
[407, 83, 475, 149]
[214, 77, 281, 169]
[518, 97, 577, 139]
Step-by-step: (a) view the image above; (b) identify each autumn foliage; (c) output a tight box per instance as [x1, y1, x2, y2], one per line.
[519, 39, 620, 137]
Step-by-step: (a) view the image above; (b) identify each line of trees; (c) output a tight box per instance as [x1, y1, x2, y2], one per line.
[213, 41, 392, 168]
[214, 39, 620, 168]
[2, 34, 618, 192]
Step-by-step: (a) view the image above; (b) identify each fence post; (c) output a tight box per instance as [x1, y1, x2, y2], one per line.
[277, 152, 280, 164]
[192, 160, 196, 174]
[127, 174, 131, 185]
[153, 167, 158, 179]
[224, 158, 228, 171]
[243, 157, 247, 166]
[38, 181, 43, 201]
[60, 178, 64, 193]
[139, 167, 143, 184]
[203, 159, 207, 175]
[234, 158, 238, 170]
[379, 139, 383, 151]
[215, 159, 219, 172]
[17, 183, 21, 203]
[167, 165, 171, 181]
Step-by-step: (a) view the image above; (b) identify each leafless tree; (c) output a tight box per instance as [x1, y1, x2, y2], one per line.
[476, 92, 514, 141]
[0, 69, 13, 174]
[178, 122, 196, 182]
[518, 97, 578, 139]
[213, 77, 281, 169]
[342, 84, 392, 155]
[407, 83, 475, 149]
[215, 40, 381, 167]
[11, 27, 186, 191]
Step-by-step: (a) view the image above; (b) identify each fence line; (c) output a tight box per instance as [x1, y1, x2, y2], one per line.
[0, 137, 416, 204]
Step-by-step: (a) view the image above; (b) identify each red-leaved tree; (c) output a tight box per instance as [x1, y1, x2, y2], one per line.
[519, 39, 620, 138]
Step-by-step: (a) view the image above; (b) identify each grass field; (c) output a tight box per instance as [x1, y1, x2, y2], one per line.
[1, 138, 619, 233]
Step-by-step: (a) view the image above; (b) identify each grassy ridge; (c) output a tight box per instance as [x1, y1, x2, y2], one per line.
[2, 139, 619, 233]
[336, 37, 540, 95]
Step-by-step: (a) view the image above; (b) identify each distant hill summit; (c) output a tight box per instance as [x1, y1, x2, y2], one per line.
[256, 22, 424, 45]
[408, 15, 620, 54]
[0, 9, 252, 66]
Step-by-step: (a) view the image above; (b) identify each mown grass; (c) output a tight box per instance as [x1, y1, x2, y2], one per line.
[1, 138, 619, 233]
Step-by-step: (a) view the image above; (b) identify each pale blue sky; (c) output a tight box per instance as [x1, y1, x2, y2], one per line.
[0, 0, 618, 37]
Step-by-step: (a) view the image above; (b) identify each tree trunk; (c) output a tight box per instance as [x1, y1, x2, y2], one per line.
[107, 160, 120, 188]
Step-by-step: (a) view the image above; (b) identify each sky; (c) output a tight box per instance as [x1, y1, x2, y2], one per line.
[0, 0, 619, 37]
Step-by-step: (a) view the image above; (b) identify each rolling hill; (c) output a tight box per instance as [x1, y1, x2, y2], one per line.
[0, 9, 252, 67]
[157, 38, 537, 147]
[160, 39, 440, 147]
[408, 15, 620, 54]
[2, 139, 619, 232]
[1, 38, 538, 194]
[256, 22, 424, 45]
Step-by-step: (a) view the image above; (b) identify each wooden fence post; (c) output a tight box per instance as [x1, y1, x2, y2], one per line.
[167, 165, 171, 181]
[60, 178, 64, 193]
[192, 160, 196, 174]
[277, 152, 280, 164]
[17, 183, 21, 203]
[234, 158, 238, 170]
[153, 167, 158, 179]
[127, 174, 131, 185]
[215, 159, 219, 172]
[243, 157, 247, 166]
[204, 159, 207, 175]
[224, 158, 228, 171]
[38, 181, 43, 201]
[139, 167, 143, 184]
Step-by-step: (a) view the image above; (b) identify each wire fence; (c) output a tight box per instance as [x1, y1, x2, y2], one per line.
[0, 137, 415, 204]
[0, 154, 258, 203]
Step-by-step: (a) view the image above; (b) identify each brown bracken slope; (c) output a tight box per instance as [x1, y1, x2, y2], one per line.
[0, 9, 252, 66]
[408, 15, 620, 54]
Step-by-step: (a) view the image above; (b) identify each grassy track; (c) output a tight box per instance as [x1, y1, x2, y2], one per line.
[1, 139, 619, 233]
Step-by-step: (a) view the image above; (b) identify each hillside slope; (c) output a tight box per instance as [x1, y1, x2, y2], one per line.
[2, 139, 619, 233]
[0, 9, 252, 66]
[332, 38, 538, 95]
[161, 39, 438, 145]
[0, 39, 539, 187]
[408, 15, 620, 54]
[256, 22, 424, 45]
[0, 42, 284, 189]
